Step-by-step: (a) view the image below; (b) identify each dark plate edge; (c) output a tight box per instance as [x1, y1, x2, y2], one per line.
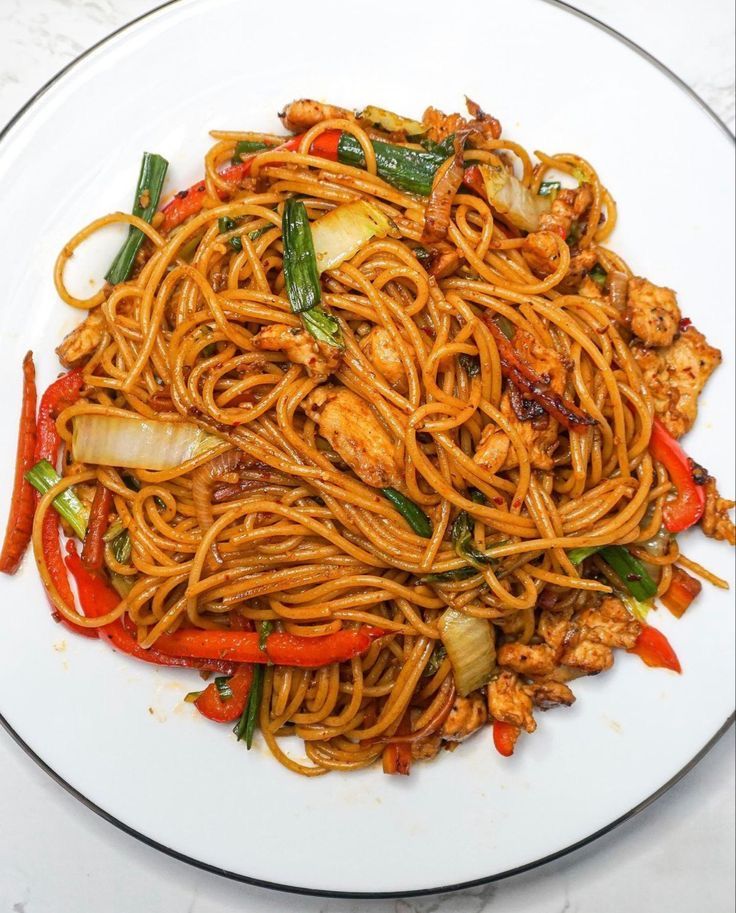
[0, 0, 733, 899]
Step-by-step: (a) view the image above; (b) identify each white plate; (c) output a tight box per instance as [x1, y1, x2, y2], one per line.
[0, 0, 733, 897]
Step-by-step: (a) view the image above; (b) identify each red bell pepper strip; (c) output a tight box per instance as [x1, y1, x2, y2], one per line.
[0, 353, 38, 574]
[493, 719, 520, 757]
[628, 625, 681, 673]
[152, 625, 385, 666]
[194, 665, 254, 723]
[64, 543, 234, 674]
[159, 131, 343, 234]
[649, 418, 707, 533]
[661, 566, 702, 618]
[81, 482, 113, 572]
[382, 710, 412, 776]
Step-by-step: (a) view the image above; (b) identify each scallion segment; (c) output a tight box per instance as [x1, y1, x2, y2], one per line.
[214, 676, 234, 701]
[105, 152, 169, 285]
[599, 545, 657, 601]
[336, 134, 450, 196]
[110, 530, 132, 565]
[590, 264, 608, 288]
[234, 664, 263, 750]
[258, 620, 273, 651]
[451, 511, 497, 569]
[25, 459, 88, 538]
[567, 545, 602, 565]
[419, 566, 477, 584]
[381, 488, 433, 538]
[538, 180, 561, 197]
[232, 139, 270, 164]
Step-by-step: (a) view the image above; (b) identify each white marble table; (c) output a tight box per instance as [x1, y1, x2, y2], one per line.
[0, 2, 733, 910]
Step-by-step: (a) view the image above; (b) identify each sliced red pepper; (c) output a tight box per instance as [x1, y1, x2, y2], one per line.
[382, 710, 412, 776]
[160, 132, 343, 234]
[81, 482, 113, 572]
[152, 625, 385, 666]
[64, 543, 233, 673]
[195, 665, 254, 723]
[0, 353, 38, 574]
[493, 719, 520, 757]
[628, 624, 681, 673]
[661, 566, 702, 618]
[649, 418, 707, 533]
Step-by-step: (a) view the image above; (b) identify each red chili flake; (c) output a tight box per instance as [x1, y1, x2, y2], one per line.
[679, 317, 692, 332]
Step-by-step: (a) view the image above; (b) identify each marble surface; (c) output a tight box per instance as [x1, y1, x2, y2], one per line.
[0, 1, 733, 910]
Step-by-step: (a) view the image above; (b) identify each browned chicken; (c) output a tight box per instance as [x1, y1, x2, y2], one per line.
[301, 385, 401, 488]
[625, 277, 681, 348]
[701, 476, 736, 545]
[279, 99, 354, 133]
[441, 693, 488, 741]
[537, 185, 594, 239]
[631, 324, 721, 438]
[487, 670, 536, 732]
[359, 326, 409, 392]
[574, 597, 641, 650]
[422, 98, 502, 144]
[525, 680, 575, 710]
[251, 324, 341, 379]
[497, 642, 557, 677]
[522, 230, 561, 277]
[423, 241, 461, 279]
[56, 309, 106, 369]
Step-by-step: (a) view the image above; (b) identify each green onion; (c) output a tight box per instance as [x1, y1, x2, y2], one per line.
[248, 225, 271, 241]
[469, 488, 487, 505]
[423, 643, 447, 677]
[567, 545, 602, 565]
[538, 180, 561, 198]
[214, 676, 233, 701]
[620, 593, 654, 623]
[413, 245, 431, 264]
[184, 690, 202, 703]
[451, 511, 496, 570]
[105, 152, 169, 285]
[109, 572, 135, 598]
[420, 135, 456, 157]
[25, 459, 88, 538]
[419, 567, 478, 584]
[590, 264, 608, 288]
[110, 530, 132, 565]
[566, 220, 582, 248]
[381, 488, 433, 538]
[599, 546, 657, 601]
[103, 519, 125, 542]
[300, 307, 344, 349]
[229, 236, 243, 252]
[218, 216, 237, 233]
[337, 134, 449, 196]
[459, 353, 481, 377]
[258, 620, 273, 651]
[282, 198, 321, 314]
[495, 314, 516, 340]
[232, 139, 270, 164]
[234, 664, 263, 749]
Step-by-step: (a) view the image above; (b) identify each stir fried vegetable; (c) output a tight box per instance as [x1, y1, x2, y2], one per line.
[358, 105, 427, 136]
[438, 608, 495, 696]
[234, 664, 263, 748]
[475, 162, 551, 232]
[310, 201, 393, 273]
[451, 511, 498, 569]
[599, 546, 658, 602]
[381, 488, 433, 538]
[661, 566, 702, 618]
[25, 459, 88, 539]
[649, 418, 707, 532]
[628, 625, 681, 673]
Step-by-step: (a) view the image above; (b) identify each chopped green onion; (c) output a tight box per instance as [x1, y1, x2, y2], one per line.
[258, 620, 273, 651]
[229, 236, 243, 252]
[494, 315, 516, 340]
[232, 139, 270, 164]
[121, 471, 141, 492]
[282, 198, 322, 314]
[214, 676, 234, 701]
[25, 459, 88, 538]
[300, 307, 344, 349]
[469, 488, 487, 505]
[538, 180, 561, 198]
[621, 593, 654, 623]
[381, 488, 433, 538]
[599, 546, 657, 601]
[110, 530, 132, 565]
[590, 264, 608, 288]
[337, 134, 449, 196]
[567, 545, 603, 565]
[184, 690, 202, 703]
[419, 566, 478, 584]
[566, 220, 582, 248]
[451, 511, 496, 569]
[218, 216, 238, 233]
[459, 353, 481, 377]
[248, 225, 271, 241]
[103, 519, 125, 542]
[105, 152, 169, 285]
[413, 245, 431, 264]
[109, 572, 135, 598]
[234, 664, 263, 749]
[423, 643, 447, 677]
[420, 135, 456, 157]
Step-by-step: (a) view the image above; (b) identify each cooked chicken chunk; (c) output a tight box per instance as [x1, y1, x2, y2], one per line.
[411, 733, 442, 762]
[487, 671, 536, 733]
[279, 99, 354, 133]
[625, 277, 681, 347]
[574, 597, 641, 650]
[538, 607, 574, 652]
[538, 185, 594, 239]
[558, 248, 599, 293]
[632, 324, 721, 438]
[252, 324, 341, 379]
[560, 639, 614, 675]
[56, 309, 106, 369]
[301, 385, 400, 488]
[522, 230, 562, 276]
[701, 476, 736, 545]
[525, 680, 575, 710]
[359, 326, 408, 392]
[497, 642, 557, 677]
[423, 241, 461, 279]
[422, 98, 501, 145]
[441, 693, 488, 742]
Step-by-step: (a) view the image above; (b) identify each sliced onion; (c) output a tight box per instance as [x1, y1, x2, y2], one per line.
[438, 608, 496, 697]
[358, 105, 427, 136]
[478, 163, 551, 232]
[311, 201, 393, 274]
[72, 414, 222, 470]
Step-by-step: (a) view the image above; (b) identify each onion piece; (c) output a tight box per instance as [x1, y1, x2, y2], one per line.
[311, 201, 393, 274]
[358, 105, 427, 137]
[438, 608, 496, 697]
[477, 163, 551, 232]
[72, 414, 222, 470]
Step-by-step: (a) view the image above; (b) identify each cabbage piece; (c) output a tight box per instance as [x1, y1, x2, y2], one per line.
[311, 201, 393, 274]
[358, 105, 427, 137]
[438, 608, 496, 696]
[478, 163, 551, 232]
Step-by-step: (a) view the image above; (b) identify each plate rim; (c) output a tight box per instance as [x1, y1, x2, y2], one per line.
[0, 0, 733, 899]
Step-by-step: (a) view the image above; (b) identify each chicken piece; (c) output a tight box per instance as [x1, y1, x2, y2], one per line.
[558, 248, 599, 293]
[278, 99, 354, 133]
[487, 671, 536, 733]
[301, 385, 401, 488]
[538, 607, 575, 652]
[559, 639, 613, 675]
[359, 326, 408, 392]
[522, 230, 561, 277]
[56, 309, 106, 369]
[497, 642, 557, 677]
[411, 732, 442, 762]
[701, 476, 736, 545]
[579, 275, 603, 299]
[525, 680, 575, 710]
[441, 693, 488, 742]
[631, 324, 721, 438]
[574, 597, 641, 650]
[625, 277, 681, 348]
[538, 185, 594, 239]
[424, 241, 461, 279]
[422, 98, 502, 145]
[251, 324, 341, 379]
